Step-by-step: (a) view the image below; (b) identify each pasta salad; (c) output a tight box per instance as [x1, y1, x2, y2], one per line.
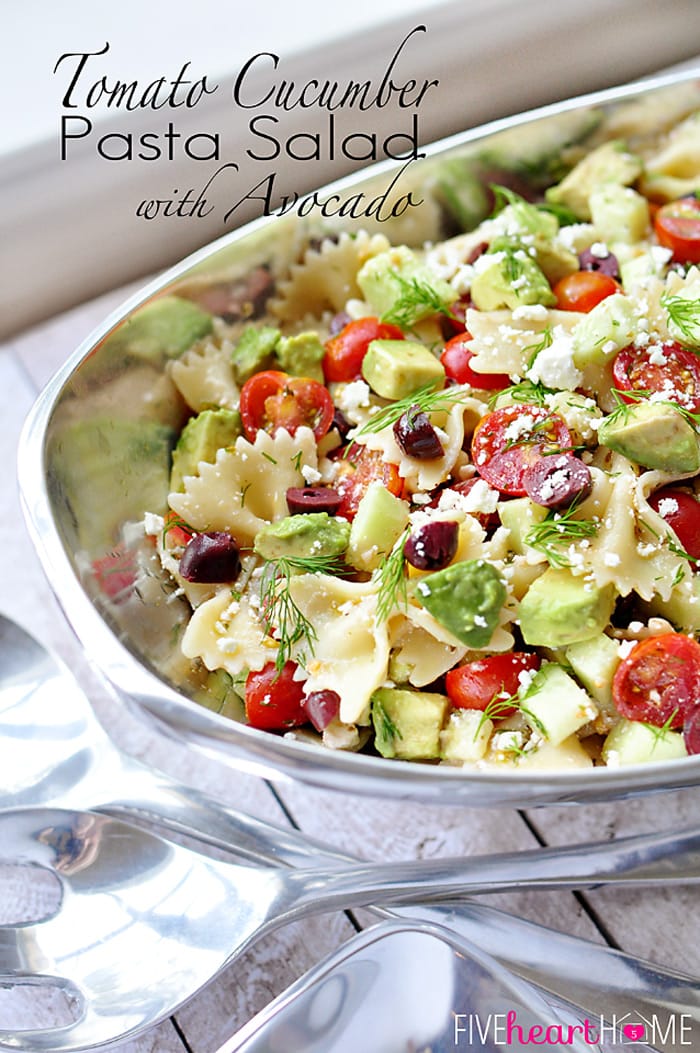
[142, 99, 700, 772]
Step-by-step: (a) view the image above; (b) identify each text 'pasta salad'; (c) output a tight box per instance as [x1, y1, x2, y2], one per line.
[136, 98, 700, 772]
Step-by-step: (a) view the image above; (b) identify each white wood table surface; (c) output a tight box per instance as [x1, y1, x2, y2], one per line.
[1, 285, 699, 1052]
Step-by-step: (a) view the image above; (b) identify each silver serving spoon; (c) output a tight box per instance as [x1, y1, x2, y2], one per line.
[0, 806, 623, 1053]
[217, 919, 660, 1053]
[2, 613, 700, 1053]
[4, 611, 700, 894]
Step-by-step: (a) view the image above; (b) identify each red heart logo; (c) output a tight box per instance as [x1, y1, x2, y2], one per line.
[623, 1024, 646, 1041]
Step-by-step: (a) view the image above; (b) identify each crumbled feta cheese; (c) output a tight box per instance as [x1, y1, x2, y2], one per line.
[589, 241, 609, 258]
[512, 304, 549, 322]
[657, 497, 680, 517]
[144, 512, 164, 536]
[337, 379, 371, 414]
[618, 639, 637, 659]
[646, 344, 668, 366]
[526, 326, 583, 390]
[301, 464, 322, 485]
[604, 552, 621, 567]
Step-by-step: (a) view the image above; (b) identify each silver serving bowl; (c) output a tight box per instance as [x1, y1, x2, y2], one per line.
[19, 68, 700, 806]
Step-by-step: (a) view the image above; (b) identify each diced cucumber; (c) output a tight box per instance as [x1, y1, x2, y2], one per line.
[498, 497, 547, 557]
[572, 293, 638, 367]
[440, 708, 493, 764]
[589, 185, 650, 244]
[346, 482, 409, 573]
[565, 634, 620, 710]
[521, 663, 598, 747]
[602, 718, 687, 766]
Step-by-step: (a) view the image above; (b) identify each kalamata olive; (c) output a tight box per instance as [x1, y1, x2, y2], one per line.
[332, 407, 352, 440]
[404, 520, 459, 571]
[286, 486, 343, 515]
[523, 453, 593, 509]
[329, 311, 353, 336]
[578, 246, 620, 281]
[179, 532, 241, 583]
[684, 707, 700, 755]
[393, 406, 445, 460]
[302, 689, 341, 731]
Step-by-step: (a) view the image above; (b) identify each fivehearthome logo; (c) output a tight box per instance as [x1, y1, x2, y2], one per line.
[454, 1010, 695, 1046]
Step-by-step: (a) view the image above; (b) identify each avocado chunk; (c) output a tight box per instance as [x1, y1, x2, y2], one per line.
[602, 718, 687, 766]
[253, 513, 350, 562]
[371, 687, 449, 760]
[470, 245, 556, 311]
[521, 663, 598, 746]
[103, 296, 213, 364]
[361, 339, 445, 400]
[346, 481, 409, 573]
[50, 416, 175, 552]
[230, 325, 281, 384]
[519, 567, 615, 647]
[276, 331, 325, 383]
[440, 707, 493, 764]
[170, 408, 242, 492]
[598, 401, 700, 473]
[415, 560, 506, 647]
[357, 246, 457, 325]
[545, 141, 643, 221]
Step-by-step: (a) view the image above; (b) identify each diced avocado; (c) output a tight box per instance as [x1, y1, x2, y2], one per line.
[50, 416, 175, 552]
[371, 687, 449, 760]
[277, 331, 325, 383]
[415, 560, 506, 648]
[598, 402, 700, 473]
[521, 662, 598, 747]
[498, 497, 547, 557]
[169, 408, 242, 492]
[253, 513, 350, 562]
[545, 141, 643, 221]
[565, 634, 621, 711]
[346, 481, 409, 573]
[440, 708, 493, 764]
[648, 575, 700, 632]
[519, 567, 615, 647]
[357, 246, 457, 323]
[602, 718, 687, 766]
[361, 339, 445, 400]
[230, 325, 281, 384]
[572, 293, 638, 367]
[589, 185, 649, 244]
[532, 237, 580, 286]
[470, 247, 556, 311]
[102, 296, 213, 364]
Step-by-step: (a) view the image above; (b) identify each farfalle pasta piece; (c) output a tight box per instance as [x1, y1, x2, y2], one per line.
[269, 230, 391, 324]
[181, 590, 277, 676]
[355, 397, 486, 494]
[168, 426, 317, 545]
[169, 337, 240, 412]
[465, 307, 583, 385]
[287, 574, 390, 726]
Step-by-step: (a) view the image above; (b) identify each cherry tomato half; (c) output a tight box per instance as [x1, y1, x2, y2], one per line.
[612, 632, 700, 728]
[162, 510, 195, 550]
[612, 341, 700, 412]
[440, 333, 510, 390]
[331, 443, 403, 520]
[446, 653, 542, 716]
[654, 195, 700, 264]
[471, 404, 572, 496]
[245, 661, 308, 730]
[553, 270, 621, 312]
[648, 487, 700, 562]
[92, 544, 137, 601]
[239, 370, 334, 442]
[322, 317, 404, 383]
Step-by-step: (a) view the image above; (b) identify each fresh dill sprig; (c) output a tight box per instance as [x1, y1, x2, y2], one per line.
[373, 698, 402, 743]
[260, 553, 344, 671]
[488, 379, 553, 409]
[645, 708, 681, 747]
[524, 326, 553, 370]
[474, 690, 519, 739]
[525, 501, 598, 567]
[354, 382, 469, 438]
[374, 529, 410, 623]
[489, 185, 544, 233]
[381, 274, 456, 329]
[662, 293, 700, 344]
